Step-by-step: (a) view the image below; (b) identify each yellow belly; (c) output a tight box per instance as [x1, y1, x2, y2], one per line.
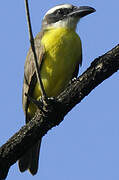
[28, 27, 82, 117]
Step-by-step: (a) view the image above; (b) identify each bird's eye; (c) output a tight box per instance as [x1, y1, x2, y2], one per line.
[56, 9, 64, 16]
[54, 8, 73, 17]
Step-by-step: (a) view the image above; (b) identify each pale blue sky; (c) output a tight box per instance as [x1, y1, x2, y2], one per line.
[0, 1, 119, 180]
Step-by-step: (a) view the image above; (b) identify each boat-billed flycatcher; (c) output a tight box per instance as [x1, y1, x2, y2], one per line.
[19, 3, 95, 175]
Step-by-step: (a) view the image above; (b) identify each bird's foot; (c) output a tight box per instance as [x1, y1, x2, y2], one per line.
[25, 93, 44, 111]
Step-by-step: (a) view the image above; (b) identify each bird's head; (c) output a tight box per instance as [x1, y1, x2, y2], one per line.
[42, 4, 95, 30]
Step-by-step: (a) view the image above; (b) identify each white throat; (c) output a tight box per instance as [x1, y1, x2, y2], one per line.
[45, 17, 79, 30]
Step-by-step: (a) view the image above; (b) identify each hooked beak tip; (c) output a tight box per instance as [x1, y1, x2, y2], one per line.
[69, 6, 96, 18]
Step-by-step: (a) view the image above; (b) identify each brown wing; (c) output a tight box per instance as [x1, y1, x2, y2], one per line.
[19, 33, 45, 174]
[22, 31, 45, 118]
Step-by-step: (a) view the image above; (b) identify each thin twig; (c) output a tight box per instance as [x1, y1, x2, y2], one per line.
[24, 0, 47, 101]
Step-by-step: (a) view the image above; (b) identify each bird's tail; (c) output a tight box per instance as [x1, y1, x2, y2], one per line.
[18, 139, 42, 175]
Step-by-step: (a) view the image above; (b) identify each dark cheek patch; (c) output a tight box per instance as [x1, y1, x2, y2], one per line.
[45, 14, 60, 24]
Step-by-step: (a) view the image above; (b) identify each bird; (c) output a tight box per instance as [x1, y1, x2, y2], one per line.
[18, 3, 95, 175]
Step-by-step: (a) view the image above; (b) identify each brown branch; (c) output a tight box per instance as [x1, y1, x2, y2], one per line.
[0, 44, 119, 179]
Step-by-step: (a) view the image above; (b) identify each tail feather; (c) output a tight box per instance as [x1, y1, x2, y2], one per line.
[18, 140, 41, 175]
[29, 140, 41, 175]
[18, 149, 32, 172]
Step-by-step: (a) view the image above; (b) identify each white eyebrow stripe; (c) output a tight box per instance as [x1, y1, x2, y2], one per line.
[45, 4, 73, 16]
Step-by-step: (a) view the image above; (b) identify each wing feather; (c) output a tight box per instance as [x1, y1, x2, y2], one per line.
[22, 31, 45, 117]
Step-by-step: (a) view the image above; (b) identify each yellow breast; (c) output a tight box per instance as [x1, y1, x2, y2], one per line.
[28, 27, 82, 117]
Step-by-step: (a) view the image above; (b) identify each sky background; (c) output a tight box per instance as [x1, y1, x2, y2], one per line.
[0, 0, 119, 180]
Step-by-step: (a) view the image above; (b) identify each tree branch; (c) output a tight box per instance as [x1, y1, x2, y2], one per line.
[0, 45, 119, 179]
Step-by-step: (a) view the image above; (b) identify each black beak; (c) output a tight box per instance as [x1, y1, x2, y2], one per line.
[69, 6, 96, 18]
